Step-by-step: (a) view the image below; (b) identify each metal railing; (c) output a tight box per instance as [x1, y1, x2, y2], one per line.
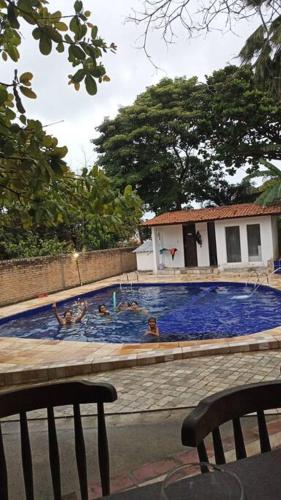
[246, 266, 281, 294]
[119, 271, 139, 290]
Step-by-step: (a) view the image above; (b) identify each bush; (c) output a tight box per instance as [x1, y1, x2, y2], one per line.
[0, 233, 74, 260]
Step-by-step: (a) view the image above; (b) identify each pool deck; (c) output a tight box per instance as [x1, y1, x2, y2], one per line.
[1, 272, 281, 386]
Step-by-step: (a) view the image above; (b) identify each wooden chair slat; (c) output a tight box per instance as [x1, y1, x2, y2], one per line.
[97, 401, 110, 496]
[0, 381, 117, 498]
[73, 404, 88, 500]
[197, 441, 209, 464]
[232, 417, 247, 460]
[48, 406, 62, 500]
[257, 410, 271, 453]
[212, 427, 225, 464]
[20, 412, 34, 500]
[182, 381, 281, 470]
[0, 423, 8, 500]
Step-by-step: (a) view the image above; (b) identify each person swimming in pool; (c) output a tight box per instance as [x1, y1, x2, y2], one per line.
[117, 301, 147, 314]
[52, 301, 87, 326]
[144, 317, 160, 338]
[128, 301, 143, 312]
[117, 301, 130, 311]
[98, 304, 110, 316]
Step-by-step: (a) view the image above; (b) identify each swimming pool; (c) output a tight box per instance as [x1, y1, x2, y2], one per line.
[1, 282, 281, 344]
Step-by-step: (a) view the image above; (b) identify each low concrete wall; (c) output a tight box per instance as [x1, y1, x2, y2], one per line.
[0, 248, 136, 306]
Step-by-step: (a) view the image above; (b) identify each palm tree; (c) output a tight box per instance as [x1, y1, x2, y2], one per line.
[240, 12, 281, 97]
[247, 159, 281, 206]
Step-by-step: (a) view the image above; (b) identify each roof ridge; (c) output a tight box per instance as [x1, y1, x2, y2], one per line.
[143, 202, 281, 226]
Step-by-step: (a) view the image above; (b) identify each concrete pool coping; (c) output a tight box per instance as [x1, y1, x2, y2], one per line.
[1, 272, 281, 386]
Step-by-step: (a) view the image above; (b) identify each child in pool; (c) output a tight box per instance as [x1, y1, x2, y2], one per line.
[129, 301, 143, 312]
[52, 301, 87, 326]
[144, 317, 160, 338]
[117, 301, 130, 311]
[98, 304, 110, 316]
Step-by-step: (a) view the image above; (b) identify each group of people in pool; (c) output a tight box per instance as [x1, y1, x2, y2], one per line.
[98, 301, 142, 315]
[52, 301, 160, 337]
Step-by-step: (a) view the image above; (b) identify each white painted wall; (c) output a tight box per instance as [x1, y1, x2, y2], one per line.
[151, 227, 160, 273]
[215, 215, 277, 269]
[271, 216, 279, 260]
[195, 222, 210, 267]
[151, 215, 279, 272]
[152, 225, 185, 270]
[136, 252, 154, 271]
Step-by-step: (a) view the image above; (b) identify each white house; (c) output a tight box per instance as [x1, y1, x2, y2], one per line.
[142, 203, 281, 273]
[133, 240, 154, 271]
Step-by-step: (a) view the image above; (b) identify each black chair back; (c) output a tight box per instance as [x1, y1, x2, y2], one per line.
[181, 380, 281, 465]
[0, 380, 117, 499]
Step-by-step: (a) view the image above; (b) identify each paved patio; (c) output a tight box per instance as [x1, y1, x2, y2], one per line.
[3, 349, 281, 416]
[82, 349, 281, 412]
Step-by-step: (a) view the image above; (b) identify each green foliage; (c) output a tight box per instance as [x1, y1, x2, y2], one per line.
[0, 233, 73, 260]
[93, 67, 279, 213]
[240, 12, 281, 97]
[0, 1, 116, 207]
[203, 180, 259, 207]
[246, 158, 281, 206]
[54, 167, 143, 251]
[0, 115, 69, 215]
[205, 65, 281, 173]
[0, 0, 115, 94]
[0, 167, 143, 260]
[0, 1, 141, 261]
[94, 76, 222, 213]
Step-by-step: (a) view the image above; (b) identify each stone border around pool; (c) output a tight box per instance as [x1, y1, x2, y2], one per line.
[1, 273, 281, 386]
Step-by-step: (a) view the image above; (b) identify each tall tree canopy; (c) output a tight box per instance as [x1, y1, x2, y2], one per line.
[93, 65, 280, 213]
[131, 0, 281, 96]
[206, 65, 281, 173]
[94, 76, 225, 213]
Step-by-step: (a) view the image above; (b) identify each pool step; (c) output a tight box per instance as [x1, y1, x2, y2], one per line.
[157, 267, 270, 277]
[155, 267, 219, 276]
[181, 267, 219, 275]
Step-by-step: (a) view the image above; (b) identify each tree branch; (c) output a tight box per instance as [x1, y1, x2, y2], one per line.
[128, 0, 281, 52]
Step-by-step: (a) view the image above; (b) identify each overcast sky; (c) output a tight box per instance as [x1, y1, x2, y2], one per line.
[2, 1, 259, 173]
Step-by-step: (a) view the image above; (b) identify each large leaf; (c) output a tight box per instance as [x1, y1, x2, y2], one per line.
[85, 75, 97, 95]
[0, 85, 8, 106]
[71, 68, 85, 83]
[19, 86, 37, 99]
[7, 3, 20, 29]
[259, 159, 281, 177]
[19, 72, 33, 85]
[69, 44, 85, 60]
[74, 1, 83, 13]
[39, 30, 52, 55]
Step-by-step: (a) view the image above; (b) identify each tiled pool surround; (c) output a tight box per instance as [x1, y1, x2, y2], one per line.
[1, 273, 281, 386]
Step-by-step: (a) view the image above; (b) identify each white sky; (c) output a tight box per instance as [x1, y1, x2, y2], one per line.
[2, 0, 260, 174]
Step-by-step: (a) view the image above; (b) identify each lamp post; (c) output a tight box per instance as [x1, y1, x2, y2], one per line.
[73, 251, 82, 286]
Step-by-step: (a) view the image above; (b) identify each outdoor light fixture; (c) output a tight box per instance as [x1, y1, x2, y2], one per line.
[196, 231, 202, 247]
[73, 251, 82, 285]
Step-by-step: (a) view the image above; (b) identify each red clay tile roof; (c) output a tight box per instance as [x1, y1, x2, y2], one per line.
[143, 203, 281, 226]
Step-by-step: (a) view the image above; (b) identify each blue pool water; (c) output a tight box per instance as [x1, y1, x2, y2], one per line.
[1, 282, 281, 344]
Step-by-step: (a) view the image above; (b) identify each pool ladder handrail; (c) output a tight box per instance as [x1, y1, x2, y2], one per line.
[119, 271, 139, 290]
[245, 270, 265, 291]
[246, 266, 281, 294]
